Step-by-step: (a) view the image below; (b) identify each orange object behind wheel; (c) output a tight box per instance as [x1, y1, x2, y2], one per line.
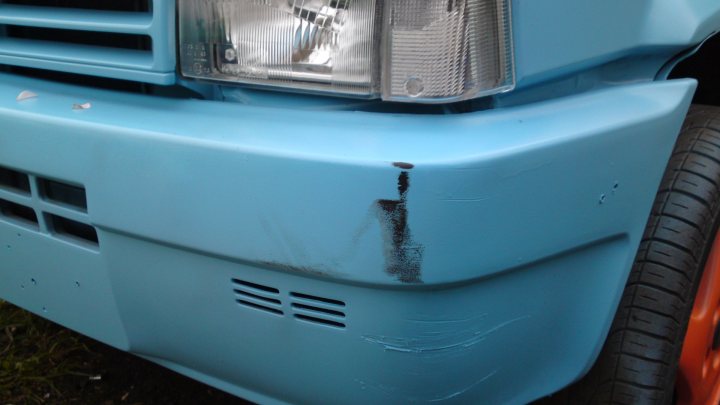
[677, 232, 720, 405]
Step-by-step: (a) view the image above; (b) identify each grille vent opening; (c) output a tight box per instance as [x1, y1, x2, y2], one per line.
[232, 279, 283, 316]
[38, 178, 87, 211]
[0, 166, 30, 194]
[0, 167, 98, 248]
[228, 279, 348, 328]
[233, 279, 279, 294]
[0, 0, 150, 12]
[45, 213, 98, 246]
[294, 314, 346, 329]
[291, 303, 345, 317]
[0, 0, 178, 87]
[0, 0, 167, 85]
[290, 292, 346, 329]
[237, 300, 283, 316]
[5, 26, 152, 51]
[290, 292, 345, 307]
[0, 199, 38, 229]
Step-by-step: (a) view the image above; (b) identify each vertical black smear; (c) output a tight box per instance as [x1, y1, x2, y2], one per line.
[376, 171, 424, 283]
[397, 171, 410, 195]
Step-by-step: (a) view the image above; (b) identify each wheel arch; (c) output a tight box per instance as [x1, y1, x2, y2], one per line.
[669, 32, 720, 107]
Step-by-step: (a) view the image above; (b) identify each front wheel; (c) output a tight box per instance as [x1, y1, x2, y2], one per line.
[676, 228, 720, 404]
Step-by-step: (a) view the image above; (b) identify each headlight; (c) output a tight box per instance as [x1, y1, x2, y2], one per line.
[178, 0, 514, 103]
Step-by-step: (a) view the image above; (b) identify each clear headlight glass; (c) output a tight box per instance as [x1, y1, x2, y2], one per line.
[179, 0, 514, 103]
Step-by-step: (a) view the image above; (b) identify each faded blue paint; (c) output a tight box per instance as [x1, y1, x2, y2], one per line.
[511, 0, 720, 88]
[0, 0, 175, 84]
[0, 73, 696, 403]
[0, 0, 719, 404]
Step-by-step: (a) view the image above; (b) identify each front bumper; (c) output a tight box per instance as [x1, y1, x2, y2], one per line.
[0, 75, 695, 404]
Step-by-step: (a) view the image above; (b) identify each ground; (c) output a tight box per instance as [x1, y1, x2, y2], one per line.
[0, 300, 252, 404]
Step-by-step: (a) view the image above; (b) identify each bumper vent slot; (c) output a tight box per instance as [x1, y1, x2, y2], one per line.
[290, 292, 346, 329]
[0, 166, 30, 194]
[38, 178, 87, 211]
[236, 299, 283, 316]
[291, 302, 345, 317]
[294, 314, 345, 329]
[0, 166, 98, 249]
[290, 292, 345, 307]
[229, 279, 348, 328]
[0, 198, 38, 229]
[45, 213, 97, 246]
[232, 279, 279, 294]
[0, 0, 174, 84]
[232, 279, 283, 316]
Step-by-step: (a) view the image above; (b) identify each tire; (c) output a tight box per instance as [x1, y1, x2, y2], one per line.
[546, 105, 720, 404]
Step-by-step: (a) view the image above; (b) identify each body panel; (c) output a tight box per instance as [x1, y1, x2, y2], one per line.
[0, 75, 696, 403]
[512, 0, 720, 88]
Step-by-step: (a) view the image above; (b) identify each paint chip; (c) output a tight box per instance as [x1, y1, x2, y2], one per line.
[16, 90, 38, 101]
[72, 102, 92, 110]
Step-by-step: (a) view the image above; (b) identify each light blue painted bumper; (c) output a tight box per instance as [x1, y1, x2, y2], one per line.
[0, 75, 696, 404]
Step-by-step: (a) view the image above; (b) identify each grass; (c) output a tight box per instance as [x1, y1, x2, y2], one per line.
[0, 300, 98, 404]
[0, 300, 251, 404]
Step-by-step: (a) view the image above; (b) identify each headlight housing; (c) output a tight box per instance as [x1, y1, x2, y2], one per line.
[179, 0, 514, 103]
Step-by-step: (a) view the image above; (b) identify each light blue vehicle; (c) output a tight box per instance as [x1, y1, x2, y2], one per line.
[2, 1, 720, 403]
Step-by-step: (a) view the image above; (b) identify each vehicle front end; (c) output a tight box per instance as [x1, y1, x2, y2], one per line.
[0, 1, 718, 403]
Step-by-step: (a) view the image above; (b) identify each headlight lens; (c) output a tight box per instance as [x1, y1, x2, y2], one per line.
[179, 0, 514, 103]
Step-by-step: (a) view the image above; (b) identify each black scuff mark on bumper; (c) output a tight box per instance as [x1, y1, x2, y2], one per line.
[257, 261, 336, 279]
[392, 162, 415, 170]
[376, 170, 424, 283]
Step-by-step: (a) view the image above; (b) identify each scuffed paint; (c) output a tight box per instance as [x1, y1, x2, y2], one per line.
[362, 315, 530, 354]
[407, 314, 489, 325]
[357, 370, 499, 402]
[429, 370, 498, 402]
[441, 197, 492, 203]
[256, 260, 336, 279]
[376, 170, 424, 283]
[72, 102, 92, 110]
[16, 90, 37, 101]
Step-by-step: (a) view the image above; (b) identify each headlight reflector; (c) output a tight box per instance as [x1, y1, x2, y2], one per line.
[179, 0, 514, 103]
